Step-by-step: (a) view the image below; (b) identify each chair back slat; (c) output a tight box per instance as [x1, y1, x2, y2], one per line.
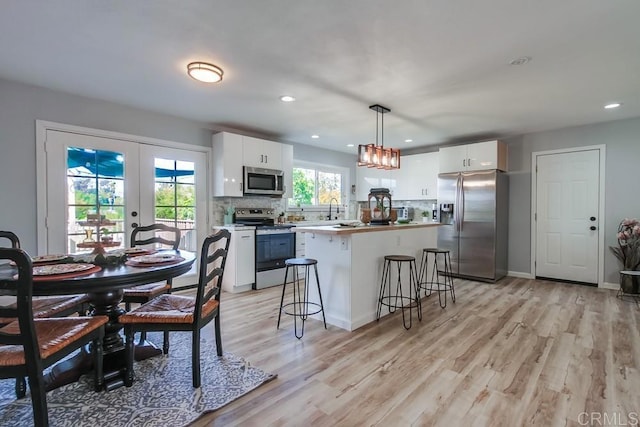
[0, 248, 40, 358]
[194, 230, 230, 323]
[130, 224, 181, 250]
[0, 230, 21, 249]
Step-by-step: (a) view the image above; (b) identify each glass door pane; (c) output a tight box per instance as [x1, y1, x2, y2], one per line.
[153, 158, 196, 251]
[67, 147, 126, 253]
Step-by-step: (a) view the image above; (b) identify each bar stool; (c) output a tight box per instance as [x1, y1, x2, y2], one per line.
[418, 248, 455, 308]
[277, 258, 327, 339]
[376, 255, 422, 330]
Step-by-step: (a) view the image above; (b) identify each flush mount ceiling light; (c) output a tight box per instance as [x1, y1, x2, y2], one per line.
[347, 144, 354, 147]
[311, 134, 320, 139]
[604, 102, 622, 109]
[357, 104, 400, 170]
[404, 139, 413, 143]
[280, 95, 296, 102]
[187, 62, 223, 83]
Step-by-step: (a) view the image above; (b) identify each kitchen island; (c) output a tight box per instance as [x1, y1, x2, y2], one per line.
[293, 222, 440, 331]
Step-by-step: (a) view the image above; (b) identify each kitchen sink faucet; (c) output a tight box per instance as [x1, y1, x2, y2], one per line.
[327, 198, 340, 220]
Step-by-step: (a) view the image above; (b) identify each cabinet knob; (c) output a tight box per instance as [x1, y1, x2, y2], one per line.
[131, 211, 138, 217]
[131, 222, 139, 228]
[590, 216, 596, 221]
[590, 226, 596, 231]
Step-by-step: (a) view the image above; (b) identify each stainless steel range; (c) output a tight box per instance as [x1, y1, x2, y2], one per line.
[234, 208, 295, 289]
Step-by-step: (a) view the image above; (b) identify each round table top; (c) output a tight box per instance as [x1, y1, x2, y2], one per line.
[0, 250, 196, 296]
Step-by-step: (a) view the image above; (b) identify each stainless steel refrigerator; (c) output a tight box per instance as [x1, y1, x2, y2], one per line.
[437, 169, 508, 282]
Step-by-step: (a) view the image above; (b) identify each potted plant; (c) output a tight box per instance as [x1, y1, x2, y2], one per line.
[610, 218, 640, 293]
[422, 210, 430, 223]
[373, 200, 383, 219]
[100, 227, 113, 243]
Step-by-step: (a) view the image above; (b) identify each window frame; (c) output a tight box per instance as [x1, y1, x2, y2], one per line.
[288, 160, 349, 212]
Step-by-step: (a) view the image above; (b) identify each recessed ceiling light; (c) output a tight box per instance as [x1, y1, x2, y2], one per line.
[280, 95, 296, 102]
[509, 56, 532, 66]
[311, 134, 319, 139]
[187, 62, 223, 83]
[404, 139, 413, 143]
[604, 103, 622, 109]
[347, 144, 354, 147]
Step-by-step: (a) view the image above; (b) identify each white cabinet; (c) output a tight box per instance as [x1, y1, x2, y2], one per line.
[356, 167, 392, 201]
[439, 140, 507, 173]
[295, 231, 305, 257]
[212, 132, 292, 197]
[212, 132, 243, 197]
[281, 143, 293, 199]
[393, 152, 439, 200]
[220, 227, 255, 293]
[243, 136, 282, 169]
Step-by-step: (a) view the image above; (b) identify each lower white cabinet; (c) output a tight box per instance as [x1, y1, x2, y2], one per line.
[295, 231, 305, 257]
[219, 227, 255, 293]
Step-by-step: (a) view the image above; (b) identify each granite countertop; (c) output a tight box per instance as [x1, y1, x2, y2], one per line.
[294, 222, 441, 235]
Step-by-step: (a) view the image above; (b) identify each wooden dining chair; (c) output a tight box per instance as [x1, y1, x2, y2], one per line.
[0, 248, 108, 426]
[120, 229, 231, 388]
[122, 224, 181, 349]
[0, 230, 92, 398]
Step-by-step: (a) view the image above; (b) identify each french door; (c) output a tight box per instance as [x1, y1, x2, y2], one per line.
[41, 128, 208, 287]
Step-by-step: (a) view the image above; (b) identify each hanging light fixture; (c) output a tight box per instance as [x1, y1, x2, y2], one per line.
[357, 104, 400, 170]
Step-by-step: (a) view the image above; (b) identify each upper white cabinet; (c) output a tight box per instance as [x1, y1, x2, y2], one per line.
[212, 132, 293, 197]
[243, 136, 282, 169]
[439, 140, 507, 173]
[393, 152, 439, 200]
[212, 132, 243, 197]
[281, 143, 293, 199]
[356, 167, 392, 201]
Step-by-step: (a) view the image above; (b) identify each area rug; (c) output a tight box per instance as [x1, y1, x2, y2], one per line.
[0, 333, 276, 426]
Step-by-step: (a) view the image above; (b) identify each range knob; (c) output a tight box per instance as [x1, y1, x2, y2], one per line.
[268, 209, 274, 215]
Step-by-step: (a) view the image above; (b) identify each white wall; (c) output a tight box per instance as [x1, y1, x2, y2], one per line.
[504, 116, 640, 283]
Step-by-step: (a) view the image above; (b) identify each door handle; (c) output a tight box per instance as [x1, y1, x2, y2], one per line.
[590, 226, 597, 231]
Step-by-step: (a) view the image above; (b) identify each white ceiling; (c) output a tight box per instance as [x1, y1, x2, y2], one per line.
[1, 1, 639, 154]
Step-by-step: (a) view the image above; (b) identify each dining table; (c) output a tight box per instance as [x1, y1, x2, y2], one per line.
[0, 249, 196, 391]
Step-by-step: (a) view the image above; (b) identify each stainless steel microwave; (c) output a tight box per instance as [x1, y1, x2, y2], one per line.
[243, 166, 285, 196]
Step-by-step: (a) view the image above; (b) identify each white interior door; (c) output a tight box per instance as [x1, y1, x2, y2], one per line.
[535, 150, 600, 283]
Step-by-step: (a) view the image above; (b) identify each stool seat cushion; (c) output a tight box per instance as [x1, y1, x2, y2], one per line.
[423, 248, 449, 253]
[119, 294, 219, 325]
[0, 316, 108, 365]
[285, 258, 317, 266]
[384, 255, 415, 262]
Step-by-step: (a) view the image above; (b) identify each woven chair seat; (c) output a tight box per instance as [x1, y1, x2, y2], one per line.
[122, 282, 170, 299]
[0, 316, 108, 366]
[0, 294, 90, 324]
[119, 294, 219, 325]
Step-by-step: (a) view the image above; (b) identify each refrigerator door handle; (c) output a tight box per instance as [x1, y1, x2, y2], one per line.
[455, 175, 462, 232]
[459, 175, 465, 231]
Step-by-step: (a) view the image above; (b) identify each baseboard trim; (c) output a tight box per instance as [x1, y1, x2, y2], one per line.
[600, 282, 619, 291]
[507, 271, 534, 279]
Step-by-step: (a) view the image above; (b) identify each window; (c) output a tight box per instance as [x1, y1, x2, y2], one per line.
[289, 162, 347, 207]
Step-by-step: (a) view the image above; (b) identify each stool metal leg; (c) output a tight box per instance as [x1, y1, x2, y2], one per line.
[314, 264, 327, 329]
[410, 259, 422, 322]
[445, 251, 455, 303]
[293, 264, 305, 339]
[277, 265, 290, 330]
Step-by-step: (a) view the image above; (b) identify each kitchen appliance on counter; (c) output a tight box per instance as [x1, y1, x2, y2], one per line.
[437, 170, 508, 282]
[394, 206, 412, 221]
[243, 167, 285, 197]
[234, 207, 295, 289]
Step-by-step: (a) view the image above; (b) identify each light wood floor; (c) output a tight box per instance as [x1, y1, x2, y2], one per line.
[189, 276, 640, 426]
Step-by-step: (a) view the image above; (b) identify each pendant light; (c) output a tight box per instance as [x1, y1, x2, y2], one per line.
[357, 104, 400, 170]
